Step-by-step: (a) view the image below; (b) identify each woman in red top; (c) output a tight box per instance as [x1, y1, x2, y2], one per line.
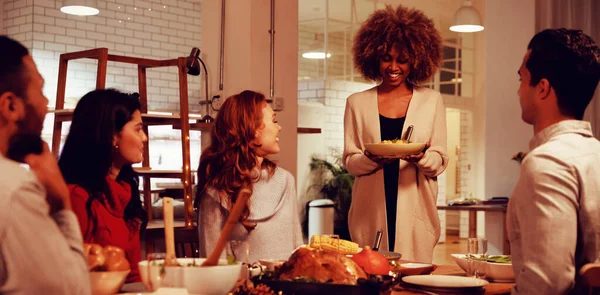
[58, 89, 148, 283]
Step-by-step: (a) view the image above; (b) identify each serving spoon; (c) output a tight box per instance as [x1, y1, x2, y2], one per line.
[402, 125, 414, 142]
[162, 197, 180, 266]
[202, 187, 252, 266]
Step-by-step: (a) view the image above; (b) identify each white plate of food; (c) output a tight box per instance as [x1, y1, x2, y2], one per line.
[451, 254, 514, 282]
[364, 140, 426, 158]
[402, 274, 488, 288]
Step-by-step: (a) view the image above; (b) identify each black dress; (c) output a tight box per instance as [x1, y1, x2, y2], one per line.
[379, 114, 405, 252]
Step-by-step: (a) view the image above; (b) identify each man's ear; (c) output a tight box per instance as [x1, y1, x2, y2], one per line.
[0, 92, 24, 122]
[537, 78, 552, 100]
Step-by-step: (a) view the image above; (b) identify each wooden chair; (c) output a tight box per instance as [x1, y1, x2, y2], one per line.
[174, 227, 199, 258]
[580, 263, 600, 295]
[143, 225, 199, 258]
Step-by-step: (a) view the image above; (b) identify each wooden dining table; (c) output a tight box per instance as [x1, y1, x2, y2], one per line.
[122, 263, 514, 294]
[392, 264, 514, 295]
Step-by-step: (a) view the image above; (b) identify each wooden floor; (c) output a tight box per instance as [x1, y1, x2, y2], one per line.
[432, 234, 466, 265]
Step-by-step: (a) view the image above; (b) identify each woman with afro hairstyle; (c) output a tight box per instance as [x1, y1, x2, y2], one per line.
[343, 5, 448, 262]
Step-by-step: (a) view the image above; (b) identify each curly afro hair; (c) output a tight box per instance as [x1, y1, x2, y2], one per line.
[353, 5, 442, 84]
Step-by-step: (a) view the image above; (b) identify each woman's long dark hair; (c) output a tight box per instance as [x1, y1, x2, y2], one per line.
[58, 89, 147, 238]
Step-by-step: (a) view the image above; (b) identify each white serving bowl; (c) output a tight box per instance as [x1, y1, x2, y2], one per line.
[450, 254, 514, 282]
[396, 263, 436, 276]
[90, 270, 129, 295]
[364, 142, 426, 158]
[139, 258, 243, 295]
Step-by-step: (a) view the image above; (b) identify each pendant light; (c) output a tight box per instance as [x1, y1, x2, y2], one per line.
[450, 0, 484, 33]
[302, 33, 331, 59]
[60, 0, 100, 16]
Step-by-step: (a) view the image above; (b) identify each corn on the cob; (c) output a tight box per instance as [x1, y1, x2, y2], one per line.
[309, 235, 359, 255]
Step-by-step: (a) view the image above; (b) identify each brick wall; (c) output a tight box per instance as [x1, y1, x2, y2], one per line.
[298, 79, 373, 160]
[4, 0, 204, 173]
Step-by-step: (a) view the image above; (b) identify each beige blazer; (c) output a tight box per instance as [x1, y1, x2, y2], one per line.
[343, 86, 448, 263]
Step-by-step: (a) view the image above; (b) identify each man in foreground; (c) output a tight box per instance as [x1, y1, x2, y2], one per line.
[0, 36, 90, 294]
[508, 28, 600, 294]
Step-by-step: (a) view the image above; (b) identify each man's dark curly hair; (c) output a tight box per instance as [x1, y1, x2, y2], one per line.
[352, 5, 442, 84]
[526, 28, 600, 120]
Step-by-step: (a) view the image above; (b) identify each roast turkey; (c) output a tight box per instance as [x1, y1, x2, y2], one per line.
[276, 247, 367, 285]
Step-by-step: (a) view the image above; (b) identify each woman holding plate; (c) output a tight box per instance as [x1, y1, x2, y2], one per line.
[343, 4, 448, 263]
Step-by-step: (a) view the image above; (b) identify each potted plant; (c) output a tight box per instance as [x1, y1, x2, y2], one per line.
[303, 154, 354, 240]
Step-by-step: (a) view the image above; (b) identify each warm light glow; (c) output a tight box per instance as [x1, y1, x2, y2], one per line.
[60, 5, 99, 16]
[147, 111, 173, 116]
[450, 25, 484, 33]
[302, 51, 331, 59]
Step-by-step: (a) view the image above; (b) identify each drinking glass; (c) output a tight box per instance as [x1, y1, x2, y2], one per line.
[227, 240, 250, 279]
[228, 240, 250, 264]
[467, 238, 488, 279]
[146, 253, 183, 291]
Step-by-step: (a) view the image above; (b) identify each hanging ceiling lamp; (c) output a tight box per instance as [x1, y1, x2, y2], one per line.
[449, 0, 484, 33]
[60, 0, 100, 16]
[302, 33, 331, 59]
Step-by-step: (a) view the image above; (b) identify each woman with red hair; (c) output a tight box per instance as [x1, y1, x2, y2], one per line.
[344, 5, 448, 263]
[195, 90, 302, 262]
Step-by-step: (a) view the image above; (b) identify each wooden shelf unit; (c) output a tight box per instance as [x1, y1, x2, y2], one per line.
[51, 47, 209, 229]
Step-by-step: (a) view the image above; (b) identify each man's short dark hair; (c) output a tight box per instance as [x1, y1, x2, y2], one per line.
[527, 28, 600, 120]
[0, 36, 30, 99]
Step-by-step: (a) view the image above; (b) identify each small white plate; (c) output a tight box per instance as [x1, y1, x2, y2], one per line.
[400, 263, 432, 268]
[402, 275, 488, 288]
[364, 142, 426, 158]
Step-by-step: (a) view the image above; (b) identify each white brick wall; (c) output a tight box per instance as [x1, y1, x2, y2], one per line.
[298, 79, 373, 160]
[4, 0, 203, 112]
[4, 0, 204, 173]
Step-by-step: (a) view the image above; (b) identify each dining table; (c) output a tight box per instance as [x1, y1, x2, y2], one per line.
[121, 263, 514, 295]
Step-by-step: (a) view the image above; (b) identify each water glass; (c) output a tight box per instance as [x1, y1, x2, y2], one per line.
[145, 253, 183, 291]
[227, 240, 250, 279]
[228, 240, 250, 264]
[467, 238, 488, 279]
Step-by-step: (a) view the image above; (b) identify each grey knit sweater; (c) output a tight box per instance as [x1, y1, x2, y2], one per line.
[197, 167, 303, 262]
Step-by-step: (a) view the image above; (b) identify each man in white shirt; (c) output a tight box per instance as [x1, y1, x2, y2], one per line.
[0, 36, 90, 294]
[508, 28, 600, 294]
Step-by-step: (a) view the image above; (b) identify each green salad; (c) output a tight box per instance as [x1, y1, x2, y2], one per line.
[486, 255, 511, 264]
[471, 255, 511, 264]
